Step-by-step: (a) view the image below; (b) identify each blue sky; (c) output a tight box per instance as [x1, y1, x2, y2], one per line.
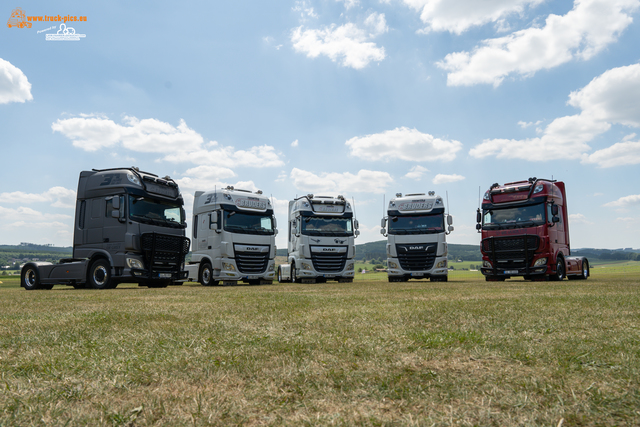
[1, 0, 639, 250]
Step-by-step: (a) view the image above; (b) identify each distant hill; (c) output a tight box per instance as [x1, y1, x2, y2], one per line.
[277, 240, 482, 261]
[0, 243, 72, 253]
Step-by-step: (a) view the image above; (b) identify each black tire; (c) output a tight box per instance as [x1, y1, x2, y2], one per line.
[199, 262, 214, 286]
[551, 257, 565, 281]
[291, 262, 298, 283]
[88, 259, 112, 290]
[579, 260, 589, 280]
[485, 276, 505, 282]
[277, 266, 285, 283]
[72, 283, 86, 289]
[21, 265, 41, 290]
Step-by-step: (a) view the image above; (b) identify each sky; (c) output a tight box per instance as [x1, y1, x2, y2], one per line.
[1, 0, 639, 251]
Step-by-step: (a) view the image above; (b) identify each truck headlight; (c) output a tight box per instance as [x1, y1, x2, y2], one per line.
[533, 258, 547, 267]
[483, 260, 492, 268]
[436, 260, 447, 268]
[301, 262, 313, 270]
[268, 264, 274, 272]
[126, 258, 144, 269]
[222, 262, 236, 272]
[388, 261, 398, 269]
[346, 262, 354, 271]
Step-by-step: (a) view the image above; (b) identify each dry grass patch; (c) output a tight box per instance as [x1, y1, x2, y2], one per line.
[1, 274, 639, 425]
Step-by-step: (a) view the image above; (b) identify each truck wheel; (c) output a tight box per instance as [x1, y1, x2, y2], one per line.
[277, 266, 287, 283]
[579, 260, 589, 280]
[22, 266, 41, 290]
[291, 262, 299, 283]
[199, 262, 214, 286]
[88, 259, 112, 289]
[551, 257, 565, 281]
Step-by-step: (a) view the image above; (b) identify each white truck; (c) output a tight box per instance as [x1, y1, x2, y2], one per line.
[381, 192, 453, 282]
[277, 194, 359, 283]
[185, 187, 277, 286]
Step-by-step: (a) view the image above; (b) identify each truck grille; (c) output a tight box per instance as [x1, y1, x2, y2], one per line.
[396, 243, 437, 271]
[311, 253, 347, 273]
[235, 251, 269, 274]
[141, 232, 190, 266]
[482, 235, 539, 269]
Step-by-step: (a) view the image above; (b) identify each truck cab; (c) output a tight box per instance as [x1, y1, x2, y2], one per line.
[381, 192, 453, 282]
[477, 178, 589, 281]
[21, 167, 190, 290]
[278, 194, 358, 283]
[185, 187, 277, 285]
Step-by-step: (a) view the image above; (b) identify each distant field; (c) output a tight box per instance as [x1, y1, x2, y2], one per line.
[0, 263, 639, 425]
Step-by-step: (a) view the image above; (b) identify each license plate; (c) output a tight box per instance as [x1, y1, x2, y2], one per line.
[247, 276, 258, 280]
[412, 273, 424, 277]
[504, 270, 518, 275]
[158, 273, 172, 278]
[324, 274, 335, 278]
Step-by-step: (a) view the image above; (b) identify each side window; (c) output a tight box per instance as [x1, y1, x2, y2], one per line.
[194, 215, 198, 238]
[78, 201, 86, 229]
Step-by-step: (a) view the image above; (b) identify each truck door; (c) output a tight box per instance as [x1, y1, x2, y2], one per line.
[85, 198, 104, 247]
[103, 196, 125, 252]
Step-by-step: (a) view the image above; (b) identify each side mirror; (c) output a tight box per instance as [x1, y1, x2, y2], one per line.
[355, 230, 360, 237]
[476, 209, 482, 224]
[111, 210, 119, 218]
[447, 215, 453, 226]
[448, 226, 454, 233]
[380, 228, 386, 235]
[210, 211, 221, 232]
[273, 217, 277, 229]
[380, 218, 386, 228]
[552, 216, 560, 223]
[476, 224, 482, 231]
[354, 219, 359, 230]
[112, 197, 120, 210]
[274, 229, 279, 236]
[551, 204, 559, 216]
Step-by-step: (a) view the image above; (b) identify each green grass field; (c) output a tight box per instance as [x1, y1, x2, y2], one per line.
[1, 263, 639, 426]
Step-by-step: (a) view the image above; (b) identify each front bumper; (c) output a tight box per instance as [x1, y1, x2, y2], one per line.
[480, 266, 547, 277]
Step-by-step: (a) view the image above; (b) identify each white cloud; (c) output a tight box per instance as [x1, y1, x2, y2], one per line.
[290, 168, 392, 194]
[404, 165, 428, 180]
[337, 0, 360, 10]
[174, 165, 237, 193]
[437, 0, 640, 87]
[471, 64, 640, 164]
[582, 139, 640, 168]
[404, 0, 543, 35]
[293, 0, 318, 19]
[432, 173, 465, 184]
[52, 115, 284, 168]
[0, 58, 33, 104]
[604, 194, 640, 208]
[0, 187, 76, 208]
[290, 12, 388, 69]
[346, 127, 462, 162]
[291, 139, 299, 147]
[518, 120, 542, 129]
[569, 213, 593, 224]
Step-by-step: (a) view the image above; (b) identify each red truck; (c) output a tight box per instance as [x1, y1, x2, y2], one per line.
[476, 178, 589, 281]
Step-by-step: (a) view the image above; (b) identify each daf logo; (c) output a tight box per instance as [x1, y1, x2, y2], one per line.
[323, 248, 336, 252]
[409, 246, 424, 250]
[246, 247, 260, 251]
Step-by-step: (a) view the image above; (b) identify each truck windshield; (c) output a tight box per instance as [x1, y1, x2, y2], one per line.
[483, 203, 546, 229]
[301, 216, 353, 236]
[388, 213, 444, 234]
[128, 196, 185, 228]
[223, 211, 274, 235]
